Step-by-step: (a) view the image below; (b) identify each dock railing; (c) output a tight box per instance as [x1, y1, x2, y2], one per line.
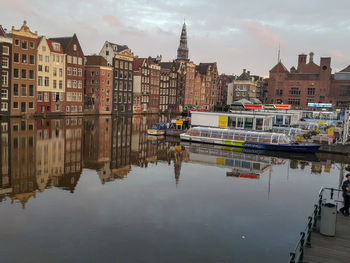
[288, 187, 343, 263]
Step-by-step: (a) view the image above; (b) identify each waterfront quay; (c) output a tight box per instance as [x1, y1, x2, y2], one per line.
[0, 115, 348, 262]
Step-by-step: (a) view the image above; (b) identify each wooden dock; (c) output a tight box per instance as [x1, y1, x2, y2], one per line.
[303, 214, 350, 263]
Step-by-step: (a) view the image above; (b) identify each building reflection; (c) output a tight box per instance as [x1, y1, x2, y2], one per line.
[0, 115, 343, 207]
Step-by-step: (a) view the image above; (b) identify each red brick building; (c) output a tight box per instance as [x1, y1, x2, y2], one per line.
[10, 21, 38, 116]
[84, 55, 112, 114]
[0, 25, 12, 115]
[330, 65, 350, 108]
[267, 52, 331, 108]
[149, 60, 160, 112]
[51, 34, 84, 115]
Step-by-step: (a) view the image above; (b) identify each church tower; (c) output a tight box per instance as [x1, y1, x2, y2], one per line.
[177, 21, 189, 61]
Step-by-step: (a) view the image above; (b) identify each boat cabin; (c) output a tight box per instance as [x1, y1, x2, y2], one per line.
[185, 127, 291, 144]
[191, 112, 273, 131]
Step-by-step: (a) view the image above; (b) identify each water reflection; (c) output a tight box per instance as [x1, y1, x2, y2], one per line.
[0, 115, 347, 208]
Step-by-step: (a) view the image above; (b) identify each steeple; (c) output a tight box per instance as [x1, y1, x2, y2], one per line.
[177, 21, 189, 61]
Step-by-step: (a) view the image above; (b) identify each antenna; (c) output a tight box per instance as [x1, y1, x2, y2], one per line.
[278, 43, 281, 63]
[184, 14, 186, 23]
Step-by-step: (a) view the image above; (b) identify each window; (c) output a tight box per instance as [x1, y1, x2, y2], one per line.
[38, 76, 43, 86]
[78, 81, 82, 89]
[45, 77, 49, 86]
[59, 68, 63, 77]
[307, 88, 315, 96]
[1, 89, 8, 99]
[67, 67, 72, 75]
[288, 98, 300, 105]
[1, 102, 8, 111]
[45, 66, 49, 72]
[289, 87, 300, 95]
[29, 70, 34, 80]
[29, 102, 33, 109]
[1, 72, 8, 86]
[73, 44, 77, 51]
[21, 84, 27, 96]
[73, 80, 77, 88]
[67, 80, 71, 88]
[21, 69, 27, 79]
[29, 55, 35, 64]
[37, 92, 42, 101]
[44, 92, 49, 102]
[53, 68, 57, 76]
[13, 102, 18, 109]
[45, 56, 49, 62]
[53, 79, 57, 89]
[59, 80, 63, 89]
[30, 41, 34, 49]
[78, 57, 82, 65]
[73, 68, 77, 76]
[38, 65, 43, 72]
[14, 68, 19, 78]
[29, 85, 34, 96]
[22, 40, 28, 49]
[67, 56, 72, 63]
[73, 56, 77, 64]
[78, 68, 82, 76]
[106, 51, 109, 56]
[21, 54, 27, 64]
[2, 46, 9, 55]
[39, 54, 43, 62]
[13, 84, 19, 96]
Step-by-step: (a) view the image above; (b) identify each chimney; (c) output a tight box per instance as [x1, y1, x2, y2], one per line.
[247, 71, 250, 75]
[309, 52, 314, 63]
[298, 54, 307, 70]
[243, 69, 246, 73]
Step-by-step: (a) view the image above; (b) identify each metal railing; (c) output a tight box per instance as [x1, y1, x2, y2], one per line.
[288, 187, 343, 263]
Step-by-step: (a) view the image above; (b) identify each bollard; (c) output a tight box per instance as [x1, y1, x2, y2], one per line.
[330, 188, 334, 200]
[299, 232, 305, 261]
[306, 216, 312, 248]
[289, 252, 296, 263]
[312, 205, 318, 231]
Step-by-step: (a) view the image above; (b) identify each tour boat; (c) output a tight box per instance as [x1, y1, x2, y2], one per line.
[180, 127, 321, 153]
[147, 122, 168, 135]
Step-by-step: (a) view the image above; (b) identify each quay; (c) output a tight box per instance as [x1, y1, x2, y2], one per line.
[303, 215, 350, 263]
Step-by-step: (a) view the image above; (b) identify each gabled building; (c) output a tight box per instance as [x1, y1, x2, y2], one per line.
[36, 37, 66, 114]
[133, 58, 150, 112]
[84, 55, 112, 114]
[184, 61, 196, 107]
[10, 21, 39, 116]
[331, 65, 350, 108]
[149, 60, 160, 113]
[232, 69, 263, 102]
[159, 61, 178, 113]
[99, 41, 129, 66]
[267, 52, 332, 108]
[51, 34, 84, 115]
[0, 25, 12, 115]
[196, 62, 219, 110]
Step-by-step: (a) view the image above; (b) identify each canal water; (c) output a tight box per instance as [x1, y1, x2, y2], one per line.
[0, 116, 345, 262]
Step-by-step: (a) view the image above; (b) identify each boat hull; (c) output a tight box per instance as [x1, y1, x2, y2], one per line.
[180, 134, 320, 153]
[147, 129, 166, 135]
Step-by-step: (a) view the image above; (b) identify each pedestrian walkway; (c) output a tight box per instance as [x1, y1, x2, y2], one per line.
[303, 214, 350, 263]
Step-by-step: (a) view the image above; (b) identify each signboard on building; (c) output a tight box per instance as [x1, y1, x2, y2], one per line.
[218, 116, 228, 127]
[307, 103, 332, 108]
[243, 104, 263, 110]
[274, 104, 291, 109]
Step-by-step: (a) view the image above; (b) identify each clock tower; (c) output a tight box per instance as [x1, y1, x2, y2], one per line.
[177, 21, 189, 61]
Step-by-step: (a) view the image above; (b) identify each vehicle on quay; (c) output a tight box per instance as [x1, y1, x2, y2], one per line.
[147, 122, 168, 135]
[180, 127, 321, 153]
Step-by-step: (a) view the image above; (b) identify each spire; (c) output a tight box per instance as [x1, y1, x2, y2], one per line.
[278, 43, 281, 63]
[177, 20, 189, 61]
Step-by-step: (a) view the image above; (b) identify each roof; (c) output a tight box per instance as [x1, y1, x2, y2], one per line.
[0, 25, 5, 37]
[196, 63, 216, 75]
[107, 41, 129, 52]
[159, 62, 173, 70]
[85, 55, 108, 66]
[47, 39, 64, 54]
[270, 61, 289, 73]
[134, 58, 146, 70]
[236, 70, 251, 81]
[50, 36, 73, 53]
[340, 65, 350, 73]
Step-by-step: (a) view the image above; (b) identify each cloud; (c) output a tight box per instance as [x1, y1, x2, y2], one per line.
[103, 15, 122, 28]
[243, 21, 280, 48]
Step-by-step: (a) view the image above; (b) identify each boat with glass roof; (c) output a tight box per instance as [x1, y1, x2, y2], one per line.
[180, 127, 320, 153]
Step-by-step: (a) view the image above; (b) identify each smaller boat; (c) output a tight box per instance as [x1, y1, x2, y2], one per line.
[180, 127, 321, 153]
[147, 122, 168, 135]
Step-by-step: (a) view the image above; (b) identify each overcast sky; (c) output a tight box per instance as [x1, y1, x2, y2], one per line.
[2, 0, 350, 76]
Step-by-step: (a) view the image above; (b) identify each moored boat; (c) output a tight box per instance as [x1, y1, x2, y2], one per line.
[147, 122, 168, 135]
[180, 127, 321, 153]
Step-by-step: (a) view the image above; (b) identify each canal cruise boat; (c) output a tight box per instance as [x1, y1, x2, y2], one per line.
[147, 122, 168, 135]
[180, 127, 321, 153]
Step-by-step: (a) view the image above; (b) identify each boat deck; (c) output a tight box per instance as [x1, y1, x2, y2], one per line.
[303, 214, 350, 263]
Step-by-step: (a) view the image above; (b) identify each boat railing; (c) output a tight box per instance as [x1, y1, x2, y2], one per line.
[288, 187, 343, 263]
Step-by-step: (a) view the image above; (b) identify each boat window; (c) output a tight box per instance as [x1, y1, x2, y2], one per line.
[211, 130, 221, 138]
[246, 132, 258, 142]
[237, 117, 244, 129]
[256, 118, 263, 130]
[278, 135, 290, 144]
[187, 128, 200, 136]
[222, 130, 232, 139]
[275, 115, 283, 125]
[259, 134, 271, 143]
[285, 116, 291, 125]
[228, 116, 236, 128]
[200, 129, 210, 137]
[234, 132, 245, 141]
[271, 134, 279, 144]
[245, 117, 253, 130]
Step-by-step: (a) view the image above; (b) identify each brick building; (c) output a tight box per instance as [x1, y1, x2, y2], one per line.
[330, 66, 350, 108]
[184, 61, 195, 107]
[159, 66, 170, 112]
[0, 25, 11, 115]
[196, 63, 219, 110]
[149, 61, 160, 112]
[218, 74, 235, 107]
[51, 34, 84, 115]
[159, 61, 178, 112]
[11, 21, 38, 116]
[133, 58, 150, 112]
[84, 55, 112, 114]
[267, 52, 331, 108]
[231, 69, 263, 102]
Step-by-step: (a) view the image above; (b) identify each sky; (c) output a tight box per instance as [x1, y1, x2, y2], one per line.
[2, 0, 350, 76]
